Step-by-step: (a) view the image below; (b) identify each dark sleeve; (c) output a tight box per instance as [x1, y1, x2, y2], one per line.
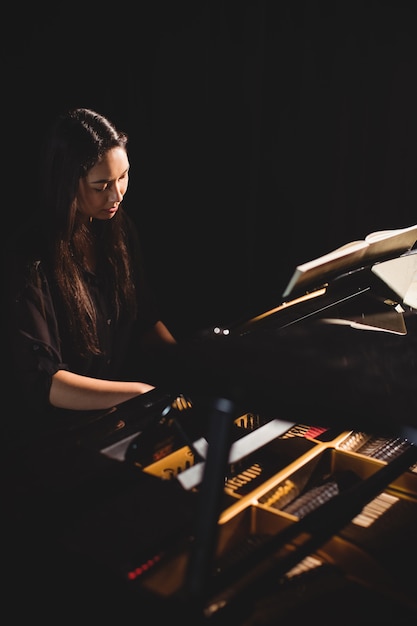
[8, 258, 69, 418]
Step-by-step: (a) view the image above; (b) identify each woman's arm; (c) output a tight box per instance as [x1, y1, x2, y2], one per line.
[49, 322, 177, 411]
[49, 369, 155, 411]
[141, 320, 177, 345]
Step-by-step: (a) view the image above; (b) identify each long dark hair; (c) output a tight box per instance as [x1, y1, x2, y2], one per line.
[39, 108, 137, 356]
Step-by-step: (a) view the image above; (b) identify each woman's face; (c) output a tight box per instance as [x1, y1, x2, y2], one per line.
[77, 147, 129, 223]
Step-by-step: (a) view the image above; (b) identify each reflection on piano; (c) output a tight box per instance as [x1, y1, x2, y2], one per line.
[2, 231, 417, 624]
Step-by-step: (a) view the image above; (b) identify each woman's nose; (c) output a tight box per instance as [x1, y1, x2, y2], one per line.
[110, 185, 124, 203]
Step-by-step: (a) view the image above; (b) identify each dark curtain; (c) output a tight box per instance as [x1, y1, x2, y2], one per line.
[5, 0, 417, 335]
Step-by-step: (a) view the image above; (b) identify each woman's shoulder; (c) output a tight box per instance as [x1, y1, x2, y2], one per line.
[121, 209, 139, 236]
[119, 209, 143, 256]
[7, 219, 50, 287]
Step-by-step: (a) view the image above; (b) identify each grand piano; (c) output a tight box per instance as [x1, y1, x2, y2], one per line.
[3, 225, 417, 625]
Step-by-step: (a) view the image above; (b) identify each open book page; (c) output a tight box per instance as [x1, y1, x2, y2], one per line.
[371, 252, 417, 309]
[283, 224, 417, 299]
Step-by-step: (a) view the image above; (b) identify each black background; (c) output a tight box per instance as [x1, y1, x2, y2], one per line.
[5, 0, 417, 337]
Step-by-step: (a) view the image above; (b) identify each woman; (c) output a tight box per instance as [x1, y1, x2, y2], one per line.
[7, 108, 178, 440]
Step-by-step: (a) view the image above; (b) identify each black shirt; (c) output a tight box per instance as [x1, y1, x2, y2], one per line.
[6, 213, 161, 440]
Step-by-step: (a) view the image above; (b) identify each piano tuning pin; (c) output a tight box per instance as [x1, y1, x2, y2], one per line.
[171, 394, 193, 411]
